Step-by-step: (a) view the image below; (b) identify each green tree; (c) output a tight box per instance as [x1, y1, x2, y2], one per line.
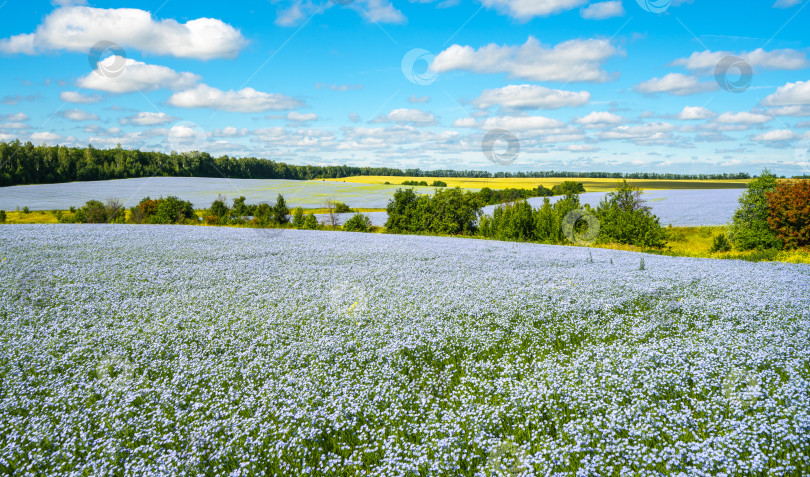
[303, 213, 319, 229]
[728, 171, 781, 250]
[343, 213, 372, 232]
[0, 210, 6, 223]
[273, 194, 289, 224]
[292, 206, 305, 228]
[596, 180, 666, 248]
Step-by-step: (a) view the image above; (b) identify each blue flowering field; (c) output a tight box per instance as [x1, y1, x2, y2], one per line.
[1, 225, 809, 476]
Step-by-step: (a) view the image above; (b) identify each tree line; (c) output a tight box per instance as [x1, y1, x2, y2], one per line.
[0, 140, 758, 187]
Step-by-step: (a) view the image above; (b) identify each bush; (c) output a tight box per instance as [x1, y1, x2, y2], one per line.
[132, 196, 196, 224]
[728, 171, 781, 250]
[74, 200, 108, 223]
[385, 187, 481, 235]
[343, 213, 372, 232]
[292, 207, 305, 228]
[766, 180, 810, 249]
[430, 180, 447, 187]
[303, 213, 319, 230]
[551, 181, 585, 196]
[402, 180, 429, 187]
[333, 201, 352, 214]
[709, 234, 732, 253]
[21, 206, 30, 214]
[596, 180, 666, 248]
[0, 210, 5, 223]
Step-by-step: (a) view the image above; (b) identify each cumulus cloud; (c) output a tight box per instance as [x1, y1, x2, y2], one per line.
[480, 115, 565, 131]
[77, 57, 199, 93]
[167, 84, 303, 112]
[287, 112, 318, 122]
[672, 48, 808, 71]
[453, 117, 477, 128]
[431, 37, 620, 83]
[0, 6, 246, 59]
[575, 111, 624, 126]
[59, 91, 103, 103]
[276, 0, 404, 26]
[0, 113, 29, 122]
[481, 0, 587, 20]
[716, 112, 772, 124]
[211, 127, 248, 138]
[473, 84, 590, 110]
[762, 80, 810, 106]
[677, 106, 717, 120]
[120, 112, 176, 126]
[751, 129, 797, 141]
[634, 73, 716, 95]
[59, 109, 98, 121]
[30, 131, 64, 142]
[374, 109, 436, 125]
[565, 144, 600, 152]
[598, 123, 676, 143]
[580, 1, 624, 19]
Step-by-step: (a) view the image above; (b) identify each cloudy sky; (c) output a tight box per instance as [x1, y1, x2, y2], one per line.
[1, 0, 809, 175]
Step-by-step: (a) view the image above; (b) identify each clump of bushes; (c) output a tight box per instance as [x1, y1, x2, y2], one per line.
[766, 179, 810, 249]
[385, 187, 481, 235]
[402, 180, 429, 186]
[595, 180, 666, 248]
[130, 196, 196, 224]
[64, 198, 126, 224]
[727, 171, 781, 251]
[0, 210, 5, 223]
[343, 213, 372, 232]
[430, 180, 447, 187]
[709, 234, 732, 253]
[551, 181, 585, 196]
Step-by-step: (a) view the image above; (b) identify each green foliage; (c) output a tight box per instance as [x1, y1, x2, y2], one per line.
[273, 194, 289, 224]
[292, 207, 305, 228]
[709, 234, 732, 253]
[0, 210, 5, 223]
[728, 170, 781, 250]
[478, 194, 583, 244]
[21, 206, 30, 214]
[402, 180, 429, 186]
[384, 187, 481, 235]
[70, 198, 125, 224]
[303, 213, 319, 230]
[132, 196, 196, 225]
[343, 213, 372, 232]
[595, 180, 666, 248]
[551, 181, 585, 196]
[332, 201, 352, 214]
[430, 180, 447, 187]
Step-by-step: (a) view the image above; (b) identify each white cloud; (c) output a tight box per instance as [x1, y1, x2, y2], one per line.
[575, 111, 624, 126]
[473, 84, 590, 110]
[480, 115, 565, 131]
[773, 0, 801, 8]
[0, 113, 29, 122]
[77, 57, 199, 93]
[672, 48, 808, 71]
[716, 112, 772, 124]
[212, 127, 248, 138]
[634, 73, 716, 95]
[59, 91, 102, 103]
[580, 1, 624, 19]
[59, 109, 98, 121]
[0, 122, 31, 130]
[751, 129, 796, 141]
[598, 123, 676, 143]
[276, 0, 404, 26]
[431, 36, 620, 83]
[166, 84, 303, 112]
[377, 109, 436, 125]
[565, 144, 599, 152]
[677, 106, 717, 120]
[287, 112, 318, 122]
[0, 6, 246, 59]
[30, 131, 64, 142]
[481, 0, 587, 20]
[121, 112, 176, 126]
[453, 117, 477, 128]
[765, 105, 810, 116]
[762, 80, 810, 106]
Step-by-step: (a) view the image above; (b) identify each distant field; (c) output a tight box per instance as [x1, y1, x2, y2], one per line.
[323, 176, 751, 191]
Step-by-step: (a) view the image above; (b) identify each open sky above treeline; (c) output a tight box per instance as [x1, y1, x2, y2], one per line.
[1, 0, 809, 175]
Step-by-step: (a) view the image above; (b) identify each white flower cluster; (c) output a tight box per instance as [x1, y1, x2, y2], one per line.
[1, 225, 808, 476]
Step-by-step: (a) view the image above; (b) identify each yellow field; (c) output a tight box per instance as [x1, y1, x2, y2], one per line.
[1, 210, 60, 224]
[321, 176, 750, 192]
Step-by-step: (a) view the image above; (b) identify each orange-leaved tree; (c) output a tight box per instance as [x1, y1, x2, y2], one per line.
[766, 180, 810, 249]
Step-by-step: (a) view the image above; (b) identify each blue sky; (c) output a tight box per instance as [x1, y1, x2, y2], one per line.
[1, 0, 809, 175]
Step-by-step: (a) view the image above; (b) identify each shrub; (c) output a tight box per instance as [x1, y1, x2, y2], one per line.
[430, 180, 447, 187]
[709, 234, 732, 253]
[303, 213, 319, 230]
[333, 201, 352, 214]
[292, 207, 305, 228]
[596, 180, 666, 248]
[551, 181, 585, 196]
[385, 187, 481, 235]
[728, 171, 781, 250]
[132, 196, 196, 224]
[74, 200, 108, 223]
[273, 194, 289, 224]
[21, 206, 30, 214]
[0, 210, 5, 223]
[766, 180, 810, 249]
[343, 213, 372, 232]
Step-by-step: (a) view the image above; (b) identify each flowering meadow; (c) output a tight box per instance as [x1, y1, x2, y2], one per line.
[1, 224, 809, 476]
